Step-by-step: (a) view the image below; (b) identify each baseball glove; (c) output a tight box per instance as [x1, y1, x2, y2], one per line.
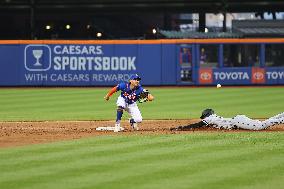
[138, 89, 149, 103]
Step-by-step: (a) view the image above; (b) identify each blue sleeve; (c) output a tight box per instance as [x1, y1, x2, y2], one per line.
[137, 85, 144, 94]
[117, 82, 126, 91]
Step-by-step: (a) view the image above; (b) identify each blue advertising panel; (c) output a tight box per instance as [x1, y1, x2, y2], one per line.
[0, 45, 21, 85]
[0, 43, 166, 86]
[198, 67, 284, 85]
[161, 44, 177, 85]
[0, 41, 283, 86]
[22, 44, 140, 86]
[265, 67, 284, 84]
[213, 68, 252, 85]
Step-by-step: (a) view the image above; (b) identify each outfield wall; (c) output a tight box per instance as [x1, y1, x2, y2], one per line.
[0, 39, 283, 86]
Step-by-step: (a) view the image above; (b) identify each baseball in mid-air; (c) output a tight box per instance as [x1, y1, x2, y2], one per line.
[217, 84, 222, 88]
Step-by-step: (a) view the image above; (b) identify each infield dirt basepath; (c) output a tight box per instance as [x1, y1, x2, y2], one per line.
[0, 120, 283, 148]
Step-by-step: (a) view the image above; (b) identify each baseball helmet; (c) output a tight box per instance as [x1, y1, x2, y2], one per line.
[130, 74, 141, 81]
[200, 108, 214, 119]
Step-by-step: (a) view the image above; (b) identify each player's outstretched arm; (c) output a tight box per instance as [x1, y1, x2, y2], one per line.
[104, 86, 117, 101]
[170, 121, 206, 131]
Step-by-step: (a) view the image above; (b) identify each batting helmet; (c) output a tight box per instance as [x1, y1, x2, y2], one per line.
[200, 108, 214, 119]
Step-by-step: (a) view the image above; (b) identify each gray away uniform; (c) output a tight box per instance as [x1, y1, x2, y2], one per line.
[203, 112, 284, 130]
[172, 112, 284, 131]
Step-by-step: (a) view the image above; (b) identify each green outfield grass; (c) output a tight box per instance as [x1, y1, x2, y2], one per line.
[0, 87, 283, 189]
[0, 87, 283, 121]
[0, 132, 283, 189]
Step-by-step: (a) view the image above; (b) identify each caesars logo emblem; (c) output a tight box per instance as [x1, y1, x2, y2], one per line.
[200, 72, 212, 80]
[24, 45, 51, 71]
[253, 72, 264, 80]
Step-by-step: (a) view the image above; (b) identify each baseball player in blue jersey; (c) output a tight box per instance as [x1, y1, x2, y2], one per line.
[104, 74, 154, 132]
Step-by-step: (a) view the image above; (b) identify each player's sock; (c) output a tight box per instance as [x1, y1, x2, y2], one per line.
[116, 107, 123, 124]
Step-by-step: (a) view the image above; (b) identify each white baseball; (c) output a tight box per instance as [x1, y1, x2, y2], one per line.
[217, 84, 222, 88]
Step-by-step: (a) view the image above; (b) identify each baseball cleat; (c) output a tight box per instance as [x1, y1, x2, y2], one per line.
[114, 123, 124, 132]
[129, 118, 139, 130]
[132, 123, 139, 130]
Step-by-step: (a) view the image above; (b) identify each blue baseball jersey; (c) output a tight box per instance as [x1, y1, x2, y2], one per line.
[117, 82, 144, 104]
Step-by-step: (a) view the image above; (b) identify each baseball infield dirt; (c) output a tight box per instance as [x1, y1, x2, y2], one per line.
[0, 120, 283, 148]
